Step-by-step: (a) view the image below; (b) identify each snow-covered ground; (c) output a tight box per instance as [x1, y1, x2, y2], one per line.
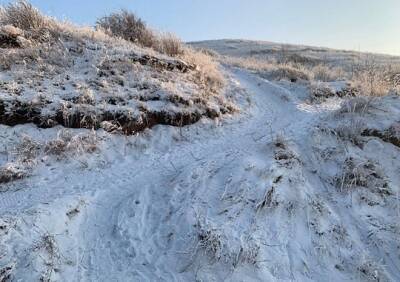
[1, 61, 399, 281]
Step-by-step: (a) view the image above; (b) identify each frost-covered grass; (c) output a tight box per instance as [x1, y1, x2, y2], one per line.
[193, 39, 400, 96]
[1, 66, 400, 281]
[0, 1, 232, 135]
[1, 5, 400, 282]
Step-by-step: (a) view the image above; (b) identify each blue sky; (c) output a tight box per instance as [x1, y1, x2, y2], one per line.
[1, 0, 399, 55]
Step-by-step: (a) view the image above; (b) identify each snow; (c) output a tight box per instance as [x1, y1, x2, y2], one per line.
[1, 64, 400, 281]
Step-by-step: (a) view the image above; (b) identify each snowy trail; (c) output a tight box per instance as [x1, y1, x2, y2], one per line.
[73, 68, 327, 281]
[2, 68, 398, 281]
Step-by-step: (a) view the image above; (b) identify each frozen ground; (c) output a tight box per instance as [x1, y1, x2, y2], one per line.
[1, 63, 400, 281]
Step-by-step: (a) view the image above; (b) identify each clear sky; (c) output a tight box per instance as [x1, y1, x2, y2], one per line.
[1, 0, 399, 55]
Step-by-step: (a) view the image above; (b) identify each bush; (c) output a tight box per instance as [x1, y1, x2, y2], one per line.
[0, 0, 58, 42]
[96, 10, 156, 48]
[97, 10, 185, 57]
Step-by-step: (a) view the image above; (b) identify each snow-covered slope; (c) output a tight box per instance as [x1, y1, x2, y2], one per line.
[190, 39, 400, 68]
[1, 59, 400, 281]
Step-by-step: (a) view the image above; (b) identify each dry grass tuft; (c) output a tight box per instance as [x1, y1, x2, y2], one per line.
[268, 64, 311, 82]
[350, 58, 400, 96]
[183, 47, 225, 94]
[195, 219, 260, 267]
[336, 157, 390, 195]
[338, 97, 374, 115]
[197, 223, 224, 261]
[334, 119, 365, 146]
[156, 32, 184, 57]
[13, 135, 42, 163]
[34, 233, 60, 282]
[45, 130, 98, 158]
[311, 64, 344, 82]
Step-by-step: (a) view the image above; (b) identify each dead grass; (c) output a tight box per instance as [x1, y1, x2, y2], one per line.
[335, 157, 390, 196]
[256, 186, 277, 211]
[195, 219, 260, 267]
[45, 130, 98, 158]
[183, 47, 225, 94]
[223, 56, 312, 82]
[0, 131, 99, 186]
[34, 233, 60, 282]
[197, 222, 224, 262]
[156, 32, 184, 57]
[311, 64, 344, 82]
[13, 135, 42, 163]
[0, 163, 26, 184]
[338, 97, 375, 115]
[224, 56, 344, 82]
[350, 57, 400, 96]
[272, 134, 300, 167]
[222, 51, 400, 97]
[334, 118, 365, 146]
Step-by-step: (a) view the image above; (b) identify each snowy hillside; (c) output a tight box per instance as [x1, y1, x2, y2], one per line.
[1, 3, 400, 282]
[190, 39, 400, 68]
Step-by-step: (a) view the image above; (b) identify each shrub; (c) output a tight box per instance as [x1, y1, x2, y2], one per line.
[96, 10, 185, 57]
[0, 0, 58, 42]
[96, 10, 156, 48]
